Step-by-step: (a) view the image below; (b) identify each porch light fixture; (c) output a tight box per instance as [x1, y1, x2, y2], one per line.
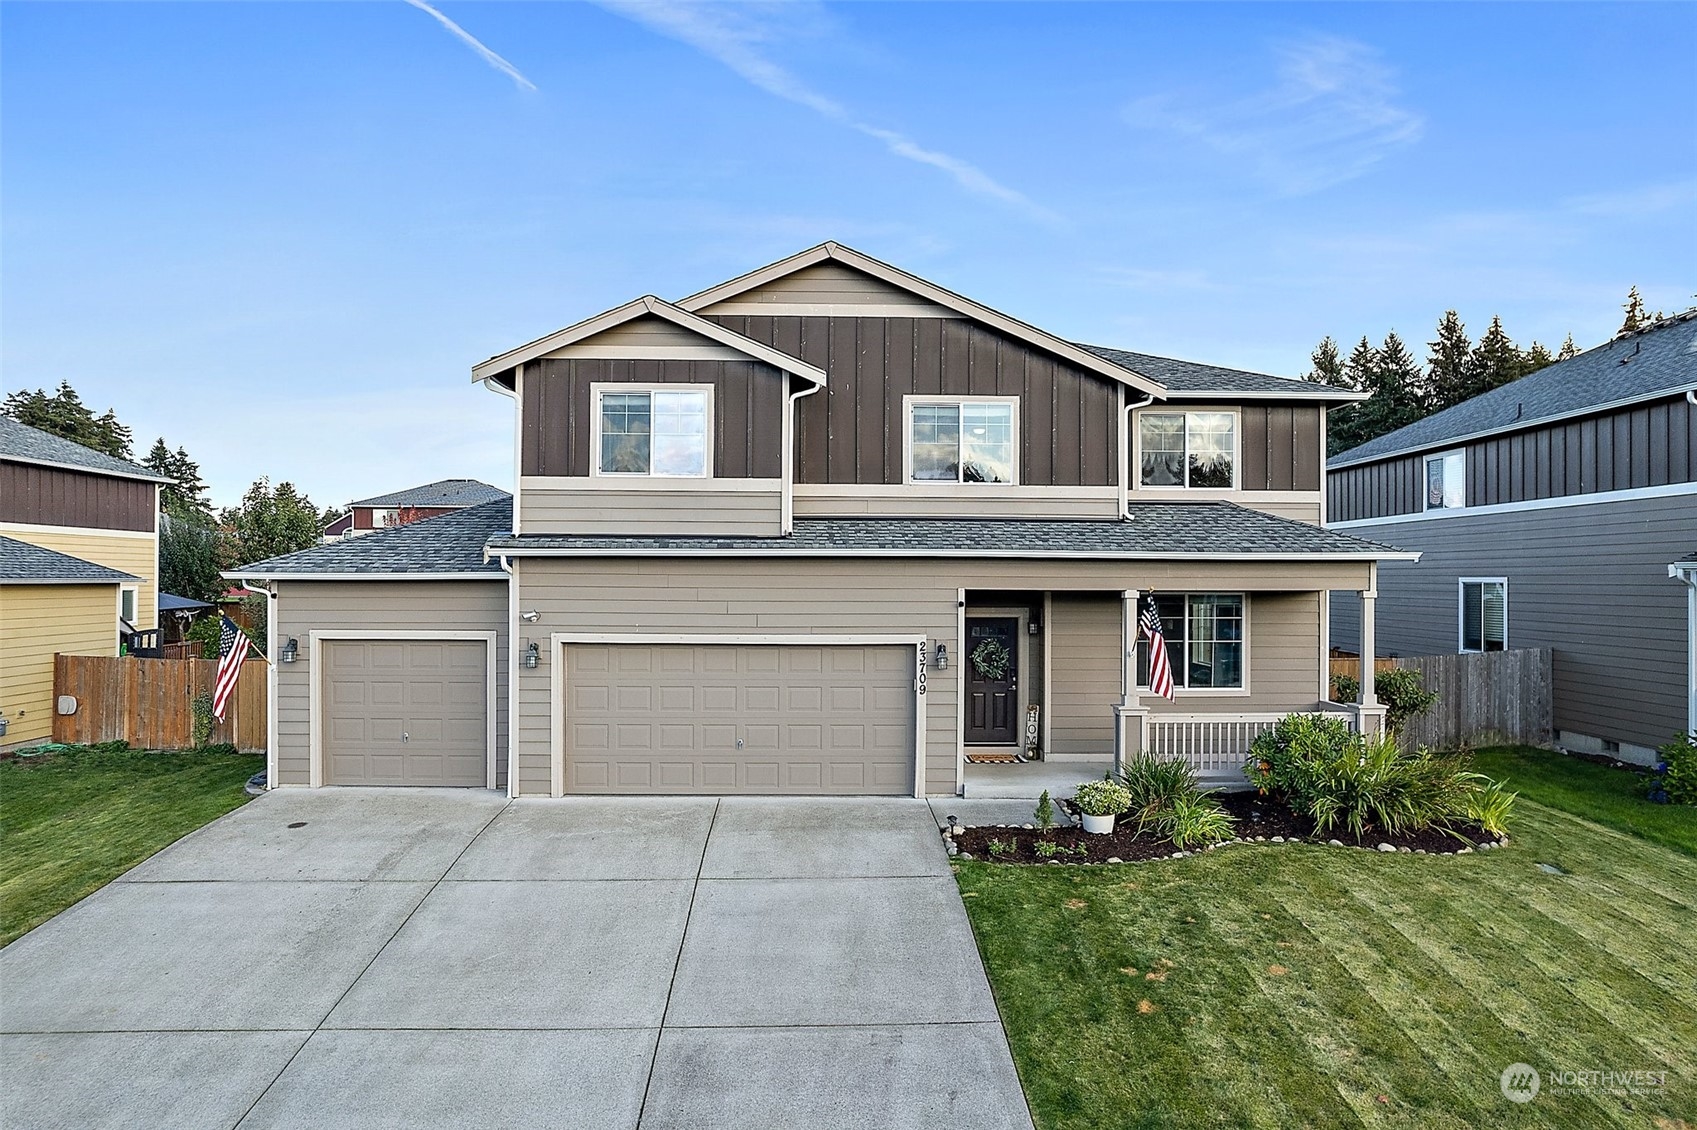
[934, 643, 949, 670]
[523, 641, 540, 669]
[520, 610, 541, 623]
[280, 638, 298, 663]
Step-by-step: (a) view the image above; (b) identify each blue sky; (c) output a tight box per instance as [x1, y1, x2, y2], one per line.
[4, 1, 1693, 508]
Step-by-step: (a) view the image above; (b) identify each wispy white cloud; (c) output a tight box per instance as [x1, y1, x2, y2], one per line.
[1125, 35, 1423, 195]
[404, 0, 536, 92]
[595, 0, 1056, 222]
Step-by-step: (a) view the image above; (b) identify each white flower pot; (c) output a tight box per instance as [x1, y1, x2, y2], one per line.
[1080, 812, 1116, 835]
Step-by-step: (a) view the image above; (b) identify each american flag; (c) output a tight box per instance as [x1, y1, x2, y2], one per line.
[1139, 596, 1176, 701]
[212, 616, 251, 722]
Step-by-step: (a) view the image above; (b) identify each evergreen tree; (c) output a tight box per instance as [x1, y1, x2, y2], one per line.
[224, 478, 326, 566]
[1620, 286, 1648, 335]
[1, 381, 133, 458]
[1327, 337, 1381, 454]
[158, 512, 224, 603]
[93, 408, 133, 460]
[1367, 331, 1427, 430]
[1521, 341, 1555, 376]
[1557, 333, 1580, 361]
[1304, 336, 1349, 387]
[1468, 316, 1523, 395]
[1425, 311, 1473, 412]
[145, 438, 213, 519]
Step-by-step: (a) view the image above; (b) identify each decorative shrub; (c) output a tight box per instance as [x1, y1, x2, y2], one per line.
[1164, 792, 1236, 848]
[1650, 732, 1697, 806]
[1329, 669, 1439, 732]
[1034, 790, 1055, 832]
[1467, 779, 1518, 836]
[1245, 713, 1355, 810]
[1115, 754, 1236, 846]
[191, 692, 216, 748]
[1073, 779, 1132, 818]
[1305, 734, 1476, 839]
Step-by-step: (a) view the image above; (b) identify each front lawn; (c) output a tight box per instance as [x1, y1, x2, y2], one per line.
[0, 743, 263, 946]
[1470, 744, 1696, 857]
[959, 797, 1697, 1128]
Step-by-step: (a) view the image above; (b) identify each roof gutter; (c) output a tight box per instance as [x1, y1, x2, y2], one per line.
[480, 545, 1422, 562]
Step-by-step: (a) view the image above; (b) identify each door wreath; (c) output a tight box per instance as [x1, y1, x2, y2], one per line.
[970, 638, 1012, 681]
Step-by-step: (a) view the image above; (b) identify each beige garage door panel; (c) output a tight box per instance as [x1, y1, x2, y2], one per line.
[565, 644, 914, 795]
[324, 640, 487, 786]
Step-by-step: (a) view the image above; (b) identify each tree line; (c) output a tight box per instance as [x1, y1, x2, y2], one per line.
[1305, 287, 1667, 456]
[2, 382, 343, 602]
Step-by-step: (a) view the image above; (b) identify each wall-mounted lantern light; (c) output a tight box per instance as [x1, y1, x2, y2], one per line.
[934, 643, 949, 670]
[280, 638, 299, 663]
[520, 610, 541, 623]
[1028, 613, 1042, 636]
[523, 641, 540, 669]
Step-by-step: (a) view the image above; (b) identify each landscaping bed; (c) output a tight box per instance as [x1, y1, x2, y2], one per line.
[950, 790, 1502, 864]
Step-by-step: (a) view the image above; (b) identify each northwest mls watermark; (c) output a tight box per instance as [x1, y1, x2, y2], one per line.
[1500, 1062, 1669, 1103]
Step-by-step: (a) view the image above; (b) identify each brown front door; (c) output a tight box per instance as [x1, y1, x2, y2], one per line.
[965, 616, 1019, 745]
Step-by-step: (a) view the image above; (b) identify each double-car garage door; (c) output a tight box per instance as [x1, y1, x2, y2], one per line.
[563, 643, 916, 795]
[323, 640, 488, 786]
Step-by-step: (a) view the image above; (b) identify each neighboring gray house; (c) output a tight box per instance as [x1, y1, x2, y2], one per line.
[1328, 310, 1697, 764]
[229, 242, 1413, 797]
[322, 479, 509, 542]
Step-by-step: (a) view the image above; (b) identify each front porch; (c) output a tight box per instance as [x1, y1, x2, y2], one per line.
[956, 582, 1386, 798]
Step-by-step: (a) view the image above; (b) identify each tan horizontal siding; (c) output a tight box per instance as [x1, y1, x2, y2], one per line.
[0, 526, 157, 630]
[273, 580, 508, 788]
[696, 262, 950, 310]
[522, 487, 782, 536]
[1048, 595, 1121, 755]
[0, 583, 119, 746]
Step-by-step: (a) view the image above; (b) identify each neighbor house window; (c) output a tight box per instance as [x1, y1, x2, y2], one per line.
[1138, 411, 1236, 489]
[1459, 579, 1507, 653]
[119, 587, 137, 625]
[1424, 450, 1466, 510]
[907, 398, 1017, 484]
[1135, 593, 1245, 690]
[596, 388, 711, 477]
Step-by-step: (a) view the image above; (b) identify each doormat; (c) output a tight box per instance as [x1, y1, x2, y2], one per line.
[965, 751, 1024, 764]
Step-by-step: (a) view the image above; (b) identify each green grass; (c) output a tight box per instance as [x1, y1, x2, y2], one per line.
[1469, 745, 1696, 857]
[0, 744, 263, 946]
[958, 798, 1697, 1129]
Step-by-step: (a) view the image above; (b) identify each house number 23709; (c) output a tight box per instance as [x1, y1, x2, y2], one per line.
[917, 642, 927, 696]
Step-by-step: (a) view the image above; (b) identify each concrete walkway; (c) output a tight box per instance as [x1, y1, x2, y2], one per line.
[1, 790, 1032, 1130]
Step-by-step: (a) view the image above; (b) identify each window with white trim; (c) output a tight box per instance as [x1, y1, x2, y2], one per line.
[1424, 450, 1465, 510]
[1138, 411, 1236, 489]
[1459, 579, 1507, 653]
[907, 398, 1017, 484]
[119, 586, 138, 625]
[596, 388, 711, 477]
[1135, 593, 1245, 689]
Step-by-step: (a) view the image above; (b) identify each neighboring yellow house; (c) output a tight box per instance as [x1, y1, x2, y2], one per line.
[0, 418, 169, 747]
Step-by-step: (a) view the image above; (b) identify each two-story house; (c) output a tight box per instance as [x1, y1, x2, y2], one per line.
[229, 243, 1412, 796]
[1327, 310, 1697, 765]
[1, 417, 170, 746]
[321, 479, 510, 542]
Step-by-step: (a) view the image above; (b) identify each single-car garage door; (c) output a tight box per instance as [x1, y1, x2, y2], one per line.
[323, 639, 488, 786]
[563, 643, 914, 795]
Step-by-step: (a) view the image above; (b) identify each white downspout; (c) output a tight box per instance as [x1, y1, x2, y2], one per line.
[783, 378, 824, 535]
[495, 552, 519, 798]
[239, 578, 278, 788]
[1672, 560, 1697, 737]
[1121, 390, 1157, 520]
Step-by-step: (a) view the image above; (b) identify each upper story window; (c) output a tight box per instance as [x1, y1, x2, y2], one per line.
[595, 387, 711, 477]
[1459, 579, 1507, 653]
[1424, 450, 1465, 510]
[1138, 411, 1236, 489]
[1135, 593, 1245, 691]
[119, 586, 137, 625]
[906, 397, 1018, 484]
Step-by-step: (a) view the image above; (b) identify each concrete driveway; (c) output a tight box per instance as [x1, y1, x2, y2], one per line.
[0, 790, 1032, 1130]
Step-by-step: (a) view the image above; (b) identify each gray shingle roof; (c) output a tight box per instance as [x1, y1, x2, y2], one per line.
[485, 504, 1410, 559]
[0, 417, 174, 482]
[1331, 310, 1697, 468]
[230, 498, 512, 576]
[0, 535, 140, 583]
[1078, 346, 1354, 400]
[351, 479, 510, 508]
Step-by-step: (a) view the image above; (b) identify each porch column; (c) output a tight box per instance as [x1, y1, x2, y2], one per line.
[1113, 589, 1149, 773]
[1356, 564, 1386, 737]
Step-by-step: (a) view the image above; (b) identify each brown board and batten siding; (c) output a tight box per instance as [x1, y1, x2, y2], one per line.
[520, 358, 786, 479]
[271, 580, 509, 788]
[1329, 392, 1697, 522]
[704, 314, 1121, 487]
[0, 462, 155, 532]
[512, 557, 1368, 797]
[1236, 405, 1323, 491]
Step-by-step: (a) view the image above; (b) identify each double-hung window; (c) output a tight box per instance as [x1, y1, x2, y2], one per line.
[596, 388, 711, 477]
[1424, 450, 1465, 510]
[119, 586, 138, 626]
[1459, 579, 1507, 653]
[1138, 411, 1236, 489]
[907, 398, 1017, 484]
[1135, 593, 1246, 690]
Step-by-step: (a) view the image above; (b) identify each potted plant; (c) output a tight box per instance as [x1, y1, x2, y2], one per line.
[1073, 779, 1131, 834]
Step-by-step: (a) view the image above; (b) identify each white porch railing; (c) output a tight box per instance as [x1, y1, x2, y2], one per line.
[1144, 710, 1360, 781]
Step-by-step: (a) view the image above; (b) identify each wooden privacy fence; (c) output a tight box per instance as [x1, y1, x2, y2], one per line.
[1393, 648, 1553, 751]
[1328, 656, 1401, 682]
[52, 654, 267, 751]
